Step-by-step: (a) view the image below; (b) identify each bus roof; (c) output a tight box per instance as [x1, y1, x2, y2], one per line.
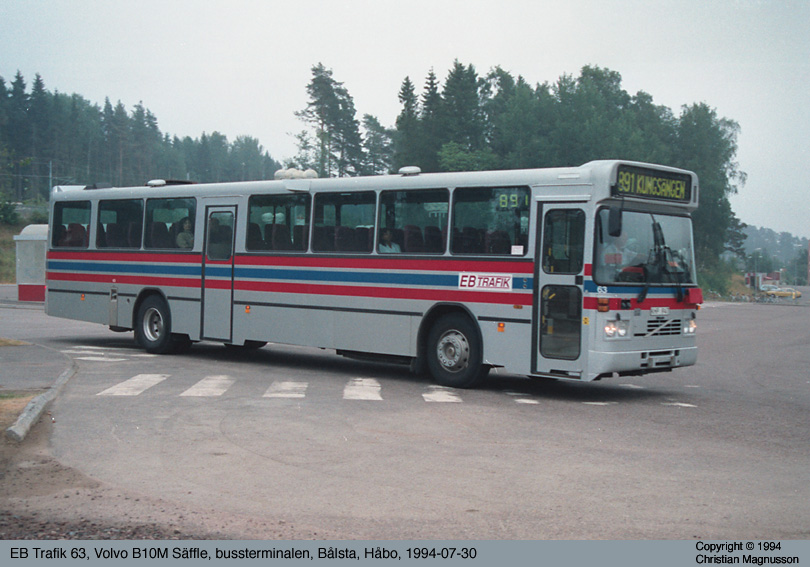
[50, 160, 698, 209]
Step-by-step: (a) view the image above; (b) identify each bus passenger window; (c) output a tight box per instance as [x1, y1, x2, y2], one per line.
[378, 189, 448, 254]
[451, 187, 529, 255]
[247, 193, 311, 251]
[97, 199, 144, 248]
[144, 198, 197, 250]
[313, 192, 376, 253]
[52, 201, 91, 248]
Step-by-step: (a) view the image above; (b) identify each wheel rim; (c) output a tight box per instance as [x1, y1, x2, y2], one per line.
[143, 307, 164, 342]
[436, 329, 470, 373]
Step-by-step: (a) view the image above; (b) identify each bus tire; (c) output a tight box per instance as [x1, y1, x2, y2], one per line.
[135, 295, 175, 354]
[426, 313, 487, 389]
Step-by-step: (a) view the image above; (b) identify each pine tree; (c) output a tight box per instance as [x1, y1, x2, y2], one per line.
[295, 63, 363, 177]
[361, 114, 392, 175]
[393, 76, 420, 171]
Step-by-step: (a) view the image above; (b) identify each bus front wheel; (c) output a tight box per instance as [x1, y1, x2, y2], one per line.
[426, 314, 488, 388]
[135, 295, 176, 354]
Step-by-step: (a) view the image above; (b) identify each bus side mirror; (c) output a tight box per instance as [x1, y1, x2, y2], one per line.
[608, 207, 622, 237]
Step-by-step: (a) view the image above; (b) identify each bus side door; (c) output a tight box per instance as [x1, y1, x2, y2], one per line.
[534, 203, 587, 378]
[202, 206, 237, 342]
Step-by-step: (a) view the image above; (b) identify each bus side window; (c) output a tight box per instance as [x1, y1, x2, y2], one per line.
[451, 187, 529, 256]
[144, 198, 197, 250]
[97, 199, 144, 249]
[52, 201, 91, 248]
[247, 193, 311, 252]
[313, 192, 376, 253]
[378, 189, 449, 254]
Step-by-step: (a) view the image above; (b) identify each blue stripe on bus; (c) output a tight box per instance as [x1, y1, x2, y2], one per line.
[583, 280, 688, 296]
[234, 267, 459, 287]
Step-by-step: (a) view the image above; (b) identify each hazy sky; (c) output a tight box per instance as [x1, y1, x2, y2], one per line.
[2, 0, 808, 237]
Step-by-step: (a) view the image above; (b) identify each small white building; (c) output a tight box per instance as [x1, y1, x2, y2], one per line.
[14, 224, 48, 301]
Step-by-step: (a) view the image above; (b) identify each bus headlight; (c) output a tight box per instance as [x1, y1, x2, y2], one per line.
[604, 319, 629, 339]
[683, 319, 697, 335]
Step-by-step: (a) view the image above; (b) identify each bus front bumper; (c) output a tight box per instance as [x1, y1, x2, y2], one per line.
[587, 345, 698, 381]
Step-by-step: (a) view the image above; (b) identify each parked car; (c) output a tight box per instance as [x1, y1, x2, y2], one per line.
[765, 287, 802, 299]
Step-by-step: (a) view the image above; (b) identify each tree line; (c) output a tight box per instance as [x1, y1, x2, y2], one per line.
[291, 61, 747, 276]
[2, 62, 749, 285]
[0, 71, 281, 202]
[742, 225, 808, 285]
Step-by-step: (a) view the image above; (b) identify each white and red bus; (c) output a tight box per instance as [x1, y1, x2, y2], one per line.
[46, 160, 702, 388]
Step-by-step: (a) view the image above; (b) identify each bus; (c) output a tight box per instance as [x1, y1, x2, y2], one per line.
[45, 160, 703, 388]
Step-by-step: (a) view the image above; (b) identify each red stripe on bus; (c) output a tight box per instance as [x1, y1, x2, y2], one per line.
[45, 272, 532, 306]
[47, 272, 202, 289]
[583, 297, 694, 310]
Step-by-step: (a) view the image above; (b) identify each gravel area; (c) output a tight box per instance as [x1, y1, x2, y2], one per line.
[0, 419, 224, 540]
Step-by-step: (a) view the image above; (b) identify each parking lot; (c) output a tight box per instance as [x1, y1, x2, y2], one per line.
[2, 291, 809, 539]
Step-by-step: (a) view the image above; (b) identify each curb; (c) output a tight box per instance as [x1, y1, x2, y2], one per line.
[5, 351, 77, 443]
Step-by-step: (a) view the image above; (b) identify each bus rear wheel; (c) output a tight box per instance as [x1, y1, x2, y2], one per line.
[426, 313, 488, 389]
[135, 295, 176, 354]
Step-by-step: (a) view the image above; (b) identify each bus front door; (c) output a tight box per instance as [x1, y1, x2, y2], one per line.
[534, 204, 587, 378]
[202, 206, 236, 342]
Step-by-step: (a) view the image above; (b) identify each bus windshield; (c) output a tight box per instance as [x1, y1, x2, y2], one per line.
[594, 209, 696, 286]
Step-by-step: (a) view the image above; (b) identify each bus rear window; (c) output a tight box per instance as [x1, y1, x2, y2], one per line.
[52, 201, 91, 248]
[451, 187, 529, 255]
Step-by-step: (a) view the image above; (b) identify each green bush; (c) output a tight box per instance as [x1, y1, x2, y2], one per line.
[0, 199, 19, 225]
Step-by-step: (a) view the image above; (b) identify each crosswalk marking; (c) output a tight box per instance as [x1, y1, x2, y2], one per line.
[422, 386, 462, 403]
[92, 374, 558, 406]
[343, 378, 383, 400]
[504, 391, 539, 405]
[180, 375, 234, 397]
[97, 374, 169, 396]
[62, 345, 156, 362]
[264, 381, 308, 398]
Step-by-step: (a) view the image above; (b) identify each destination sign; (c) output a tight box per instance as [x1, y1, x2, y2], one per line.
[613, 165, 692, 203]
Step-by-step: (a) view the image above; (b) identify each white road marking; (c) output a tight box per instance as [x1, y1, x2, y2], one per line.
[422, 386, 462, 403]
[662, 402, 697, 408]
[62, 346, 155, 361]
[582, 401, 618, 406]
[504, 391, 539, 404]
[343, 378, 383, 400]
[180, 375, 234, 397]
[263, 381, 308, 398]
[97, 374, 169, 396]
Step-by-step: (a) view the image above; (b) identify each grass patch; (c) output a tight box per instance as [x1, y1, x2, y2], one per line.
[0, 221, 26, 284]
[0, 392, 38, 429]
[0, 338, 29, 347]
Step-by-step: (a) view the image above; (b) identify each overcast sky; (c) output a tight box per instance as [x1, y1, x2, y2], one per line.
[2, 0, 808, 237]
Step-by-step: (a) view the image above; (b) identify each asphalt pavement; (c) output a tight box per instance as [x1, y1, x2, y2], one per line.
[0, 284, 76, 441]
